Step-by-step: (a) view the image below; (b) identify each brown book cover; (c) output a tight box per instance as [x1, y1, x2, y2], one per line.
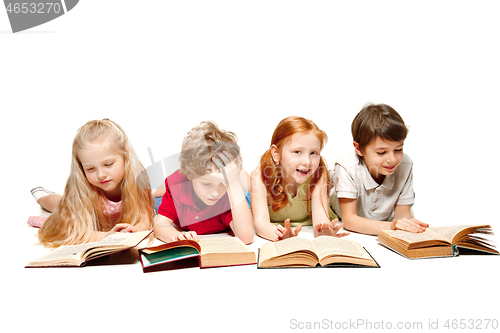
[139, 237, 256, 271]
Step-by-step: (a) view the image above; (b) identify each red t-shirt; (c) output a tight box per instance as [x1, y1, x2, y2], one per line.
[158, 170, 233, 234]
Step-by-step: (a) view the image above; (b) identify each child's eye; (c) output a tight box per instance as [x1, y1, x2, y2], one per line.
[105, 162, 114, 167]
[311, 151, 319, 156]
[294, 151, 301, 154]
[86, 167, 95, 172]
[203, 183, 211, 186]
[395, 148, 403, 152]
[377, 152, 386, 156]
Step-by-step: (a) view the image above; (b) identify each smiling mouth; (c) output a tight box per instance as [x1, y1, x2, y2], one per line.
[100, 180, 111, 185]
[383, 166, 396, 171]
[296, 169, 310, 176]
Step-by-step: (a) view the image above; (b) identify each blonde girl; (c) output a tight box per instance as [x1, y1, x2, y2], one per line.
[250, 116, 349, 241]
[33, 119, 154, 247]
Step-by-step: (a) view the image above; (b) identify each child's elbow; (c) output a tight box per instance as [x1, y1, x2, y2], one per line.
[152, 221, 160, 234]
[238, 231, 254, 245]
[340, 216, 355, 232]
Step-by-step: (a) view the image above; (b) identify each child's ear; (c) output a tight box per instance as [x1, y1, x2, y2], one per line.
[353, 141, 363, 157]
[270, 144, 280, 164]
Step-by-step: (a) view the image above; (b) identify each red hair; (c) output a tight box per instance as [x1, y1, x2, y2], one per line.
[260, 116, 330, 213]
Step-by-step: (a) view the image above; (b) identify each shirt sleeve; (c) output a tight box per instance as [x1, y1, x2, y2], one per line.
[333, 164, 358, 199]
[396, 166, 415, 206]
[157, 180, 179, 222]
[220, 208, 233, 228]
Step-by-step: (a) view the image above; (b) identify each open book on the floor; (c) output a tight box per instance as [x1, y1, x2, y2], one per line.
[26, 230, 152, 267]
[139, 237, 256, 271]
[377, 224, 499, 259]
[257, 236, 380, 268]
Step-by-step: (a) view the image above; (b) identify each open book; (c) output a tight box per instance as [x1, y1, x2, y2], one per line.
[258, 236, 379, 268]
[26, 230, 152, 267]
[378, 224, 499, 259]
[139, 237, 256, 271]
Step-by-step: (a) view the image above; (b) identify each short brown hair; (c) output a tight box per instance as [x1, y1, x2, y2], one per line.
[351, 103, 408, 150]
[179, 121, 240, 179]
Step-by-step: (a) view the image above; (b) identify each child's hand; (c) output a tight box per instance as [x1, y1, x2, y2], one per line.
[391, 218, 429, 233]
[314, 219, 350, 238]
[211, 151, 242, 186]
[276, 219, 302, 241]
[171, 231, 199, 242]
[104, 223, 137, 238]
[111, 223, 137, 233]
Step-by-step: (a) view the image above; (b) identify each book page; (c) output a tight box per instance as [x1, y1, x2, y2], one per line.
[28, 242, 95, 265]
[271, 237, 315, 257]
[199, 237, 253, 255]
[97, 230, 151, 247]
[82, 230, 152, 258]
[429, 225, 481, 243]
[312, 236, 371, 260]
[258, 237, 318, 267]
[380, 229, 449, 244]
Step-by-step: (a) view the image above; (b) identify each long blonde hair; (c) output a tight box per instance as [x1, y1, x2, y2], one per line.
[38, 119, 154, 247]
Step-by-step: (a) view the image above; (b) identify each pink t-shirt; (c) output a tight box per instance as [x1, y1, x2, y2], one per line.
[100, 197, 122, 230]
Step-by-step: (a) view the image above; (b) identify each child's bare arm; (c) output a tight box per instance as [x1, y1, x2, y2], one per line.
[226, 169, 254, 244]
[91, 223, 138, 242]
[250, 168, 275, 240]
[153, 187, 166, 198]
[134, 208, 154, 231]
[311, 172, 349, 238]
[338, 198, 393, 235]
[393, 204, 428, 233]
[250, 168, 301, 241]
[339, 198, 428, 235]
[153, 214, 198, 243]
[212, 154, 254, 244]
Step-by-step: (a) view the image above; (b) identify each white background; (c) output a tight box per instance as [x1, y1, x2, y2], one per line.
[1, 1, 499, 332]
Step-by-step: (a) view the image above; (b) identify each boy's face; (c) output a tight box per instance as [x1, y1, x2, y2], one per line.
[355, 137, 404, 183]
[191, 172, 227, 206]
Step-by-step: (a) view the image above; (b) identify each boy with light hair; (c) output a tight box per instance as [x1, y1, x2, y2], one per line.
[153, 121, 254, 244]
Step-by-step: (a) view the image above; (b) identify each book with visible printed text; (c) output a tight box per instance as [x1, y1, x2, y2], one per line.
[378, 224, 498, 259]
[257, 236, 380, 268]
[26, 230, 152, 267]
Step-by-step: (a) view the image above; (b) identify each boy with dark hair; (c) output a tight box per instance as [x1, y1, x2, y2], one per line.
[330, 104, 429, 235]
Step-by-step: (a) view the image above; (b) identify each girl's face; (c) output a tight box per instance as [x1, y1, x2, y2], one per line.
[78, 144, 125, 201]
[355, 136, 404, 184]
[272, 131, 322, 186]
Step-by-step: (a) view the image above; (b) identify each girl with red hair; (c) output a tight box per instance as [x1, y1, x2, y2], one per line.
[250, 116, 349, 241]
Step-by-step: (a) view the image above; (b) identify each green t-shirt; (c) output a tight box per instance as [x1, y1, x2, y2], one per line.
[268, 176, 338, 226]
